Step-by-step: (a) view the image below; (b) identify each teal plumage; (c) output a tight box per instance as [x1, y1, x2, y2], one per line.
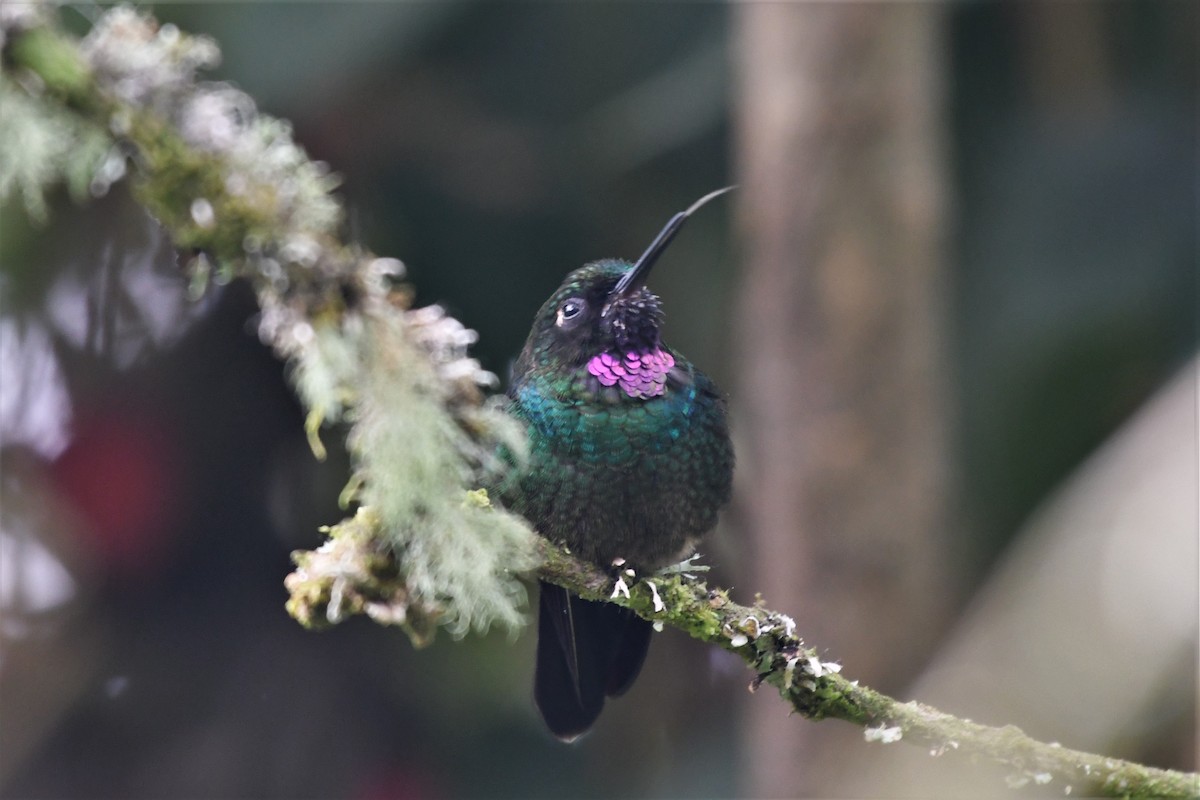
[504, 268, 732, 567]
[497, 194, 735, 740]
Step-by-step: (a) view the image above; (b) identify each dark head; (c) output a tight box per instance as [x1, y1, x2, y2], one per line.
[513, 187, 733, 387]
[516, 259, 660, 375]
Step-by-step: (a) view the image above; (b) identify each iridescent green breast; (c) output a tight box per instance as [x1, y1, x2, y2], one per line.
[502, 357, 733, 568]
[515, 367, 698, 462]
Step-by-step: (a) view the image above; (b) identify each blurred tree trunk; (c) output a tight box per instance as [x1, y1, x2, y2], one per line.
[732, 5, 951, 795]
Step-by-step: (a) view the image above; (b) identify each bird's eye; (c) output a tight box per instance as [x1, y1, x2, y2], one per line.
[556, 298, 586, 327]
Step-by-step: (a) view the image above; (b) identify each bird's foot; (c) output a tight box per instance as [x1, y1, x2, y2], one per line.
[609, 557, 636, 599]
[606, 558, 667, 614]
[646, 579, 665, 613]
[656, 552, 709, 579]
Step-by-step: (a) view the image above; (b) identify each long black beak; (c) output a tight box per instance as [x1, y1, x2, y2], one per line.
[610, 185, 735, 299]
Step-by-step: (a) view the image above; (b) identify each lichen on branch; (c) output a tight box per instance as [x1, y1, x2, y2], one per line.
[2, 2, 538, 637]
[294, 527, 1199, 799]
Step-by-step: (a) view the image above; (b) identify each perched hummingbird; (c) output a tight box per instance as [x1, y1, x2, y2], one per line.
[499, 188, 735, 740]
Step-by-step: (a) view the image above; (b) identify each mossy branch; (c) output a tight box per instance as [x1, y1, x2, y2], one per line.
[288, 514, 1197, 799]
[3, 3, 538, 637]
[3, 6, 1195, 799]
[541, 547, 1196, 799]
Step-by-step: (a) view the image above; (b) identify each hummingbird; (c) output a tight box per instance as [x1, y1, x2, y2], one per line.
[499, 188, 735, 740]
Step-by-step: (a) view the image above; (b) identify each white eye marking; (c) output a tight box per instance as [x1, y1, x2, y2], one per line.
[556, 298, 585, 327]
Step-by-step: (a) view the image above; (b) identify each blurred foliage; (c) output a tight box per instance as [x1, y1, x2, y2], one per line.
[0, 71, 111, 220]
[949, 2, 1196, 564]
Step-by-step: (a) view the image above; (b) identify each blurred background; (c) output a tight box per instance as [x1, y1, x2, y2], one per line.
[1, 3, 1195, 798]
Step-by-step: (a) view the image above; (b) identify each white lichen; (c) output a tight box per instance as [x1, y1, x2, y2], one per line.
[929, 740, 959, 757]
[1, 0, 52, 47]
[178, 85, 255, 152]
[10, 2, 540, 641]
[286, 315, 363, 426]
[0, 74, 111, 220]
[783, 656, 799, 687]
[350, 314, 537, 636]
[190, 197, 214, 228]
[89, 145, 128, 197]
[864, 725, 903, 744]
[80, 7, 219, 107]
[327, 576, 347, 625]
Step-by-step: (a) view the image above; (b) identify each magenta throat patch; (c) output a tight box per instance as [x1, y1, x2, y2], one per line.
[587, 349, 676, 399]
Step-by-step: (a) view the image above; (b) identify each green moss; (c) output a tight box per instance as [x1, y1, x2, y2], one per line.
[7, 27, 94, 106]
[128, 114, 262, 260]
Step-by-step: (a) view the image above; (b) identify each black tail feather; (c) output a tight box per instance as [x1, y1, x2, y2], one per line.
[603, 605, 652, 697]
[534, 581, 652, 740]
